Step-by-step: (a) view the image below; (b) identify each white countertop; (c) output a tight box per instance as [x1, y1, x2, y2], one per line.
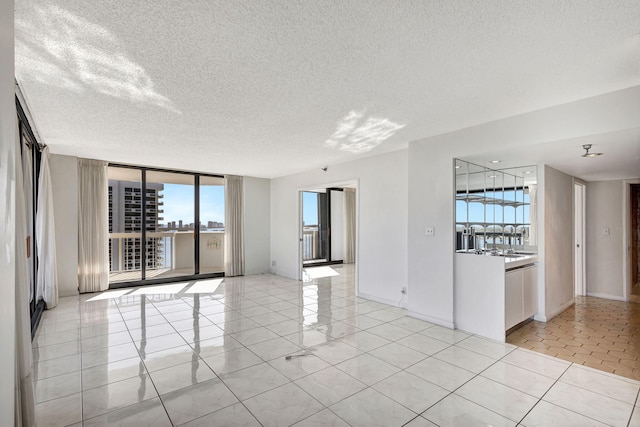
[456, 251, 538, 270]
[504, 254, 537, 270]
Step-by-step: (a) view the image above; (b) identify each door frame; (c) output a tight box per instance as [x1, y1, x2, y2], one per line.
[297, 179, 359, 287]
[623, 179, 640, 301]
[573, 179, 586, 296]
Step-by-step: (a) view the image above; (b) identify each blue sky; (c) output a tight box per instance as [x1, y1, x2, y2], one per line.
[303, 192, 318, 226]
[161, 184, 224, 225]
[457, 191, 530, 224]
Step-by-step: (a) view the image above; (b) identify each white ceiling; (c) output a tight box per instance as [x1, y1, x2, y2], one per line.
[462, 127, 640, 182]
[14, 1, 640, 179]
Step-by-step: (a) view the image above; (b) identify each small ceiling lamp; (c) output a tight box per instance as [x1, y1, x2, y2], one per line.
[582, 144, 603, 158]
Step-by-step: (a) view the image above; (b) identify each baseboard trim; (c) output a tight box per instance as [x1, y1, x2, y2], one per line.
[544, 299, 575, 322]
[358, 292, 403, 309]
[586, 292, 626, 302]
[407, 311, 455, 329]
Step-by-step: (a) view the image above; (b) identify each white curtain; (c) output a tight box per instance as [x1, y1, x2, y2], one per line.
[78, 159, 109, 293]
[528, 184, 537, 247]
[344, 188, 356, 264]
[15, 119, 36, 427]
[35, 146, 58, 308]
[224, 175, 244, 276]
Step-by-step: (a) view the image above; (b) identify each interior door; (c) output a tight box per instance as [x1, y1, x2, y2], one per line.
[631, 184, 640, 295]
[574, 181, 586, 296]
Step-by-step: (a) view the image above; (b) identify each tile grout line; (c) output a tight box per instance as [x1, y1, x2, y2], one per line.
[626, 387, 640, 427]
[514, 361, 612, 427]
[114, 295, 174, 426]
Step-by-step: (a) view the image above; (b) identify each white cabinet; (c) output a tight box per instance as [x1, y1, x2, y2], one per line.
[523, 266, 538, 319]
[505, 265, 537, 330]
[505, 269, 524, 330]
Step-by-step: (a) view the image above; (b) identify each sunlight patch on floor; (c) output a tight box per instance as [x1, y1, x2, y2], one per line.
[304, 266, 340, 280]
[184, 278, 224, 294]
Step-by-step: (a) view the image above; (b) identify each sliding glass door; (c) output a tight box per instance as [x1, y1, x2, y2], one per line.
[108, 167, 143, 282]
[146, 171, 195, 279]
[108, 165, 224, 287]
[199, 176, 225, 274]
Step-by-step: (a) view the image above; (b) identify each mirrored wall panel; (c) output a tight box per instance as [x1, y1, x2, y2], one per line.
[455, 159, 537, 254]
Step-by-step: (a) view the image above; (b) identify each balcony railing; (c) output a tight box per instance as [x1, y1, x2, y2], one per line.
[303, 227, 320, 261]
[109, 230, 225, 283]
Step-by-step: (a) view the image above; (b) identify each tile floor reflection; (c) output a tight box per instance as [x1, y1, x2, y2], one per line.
[33, 265, 640, 426]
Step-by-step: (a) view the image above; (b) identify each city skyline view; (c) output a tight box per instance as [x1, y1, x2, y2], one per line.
[161, 183, 225, 227]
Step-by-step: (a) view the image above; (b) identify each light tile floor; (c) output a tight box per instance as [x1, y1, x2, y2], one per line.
[34, 266, 640, 426]
[507, 296, 640, 381]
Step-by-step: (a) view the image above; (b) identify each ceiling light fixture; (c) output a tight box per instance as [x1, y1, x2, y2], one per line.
[489, 160, 501, 164]
[523, 171, 533, 174]
[582, 144, 603, 158]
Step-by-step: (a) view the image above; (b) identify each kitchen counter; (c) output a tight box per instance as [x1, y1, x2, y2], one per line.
[504, 254, 537, 270]
[456, 251, 537, 270]
[454, 252, 538, 342]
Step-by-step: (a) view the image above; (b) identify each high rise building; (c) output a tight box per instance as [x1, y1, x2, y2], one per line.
[108, 180, 164, 273]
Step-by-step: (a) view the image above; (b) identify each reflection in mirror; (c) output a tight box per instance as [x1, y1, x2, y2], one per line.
[454, 160, 537, 255]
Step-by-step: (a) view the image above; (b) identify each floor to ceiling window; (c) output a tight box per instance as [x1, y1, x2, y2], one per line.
[16, 97, 44, 335]
[108, 167, 143, 282]
[108, 165, 224, 287]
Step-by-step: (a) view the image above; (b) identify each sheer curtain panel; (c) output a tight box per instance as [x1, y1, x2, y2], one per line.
[78, 159, 109, 293]
[35, 146, 58, 308]
[15, 119, 36, 427]
[344, 188, 356, 264]
[224, 175, 245, 276]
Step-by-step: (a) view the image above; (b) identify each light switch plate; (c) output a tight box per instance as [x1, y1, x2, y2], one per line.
[425, 226, 435, 236]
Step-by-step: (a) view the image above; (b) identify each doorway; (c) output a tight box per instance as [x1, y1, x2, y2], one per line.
[298, 184, 357, 283]
[574, 181, 586, 296]
[301, 188, 346, 266]
[631, 184, 640, 299]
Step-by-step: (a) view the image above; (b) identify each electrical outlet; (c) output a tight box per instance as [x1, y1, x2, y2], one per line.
[401, 286, 407, 294]
[425, 226, 435, 236]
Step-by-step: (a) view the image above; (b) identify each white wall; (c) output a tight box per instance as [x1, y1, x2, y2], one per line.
[270, 150, 408, 306]
[539, 165, 575, 319]
[244, 176, 271, 275]
[406, 88, 640, 328]
[586, 180, 625, 300]
[49, 154, 79, 296]
[0, 1, 16, 422]
[407, 142, 457, 326]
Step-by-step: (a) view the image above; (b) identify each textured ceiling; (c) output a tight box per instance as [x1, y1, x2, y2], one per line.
[462, 127, 640, 182]
[14, 0, 640, 178]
